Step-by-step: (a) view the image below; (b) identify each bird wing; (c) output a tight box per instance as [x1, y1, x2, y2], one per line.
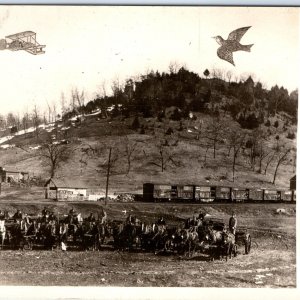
[227, 26, 251, 42]
[217, 46, 235, 66]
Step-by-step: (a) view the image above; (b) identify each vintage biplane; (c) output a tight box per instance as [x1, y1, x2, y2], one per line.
[0, 31, 45, 55]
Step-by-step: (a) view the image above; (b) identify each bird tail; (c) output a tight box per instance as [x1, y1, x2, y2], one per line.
[244, 44, 254, 52]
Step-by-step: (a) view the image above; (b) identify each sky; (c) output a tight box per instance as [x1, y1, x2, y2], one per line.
[0, 6, 299, 115]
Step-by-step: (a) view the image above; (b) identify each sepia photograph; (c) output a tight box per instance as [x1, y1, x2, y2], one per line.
[0, 5, 298, 296]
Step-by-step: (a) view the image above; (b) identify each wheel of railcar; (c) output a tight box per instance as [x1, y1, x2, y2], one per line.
[245, 235, 251, 254]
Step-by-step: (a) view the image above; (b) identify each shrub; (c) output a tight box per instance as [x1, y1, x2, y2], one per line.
[165, 127, 173, 135]
[10, 126, 18, 134]
[287, 132, 296, 139]
[265, 119, 271, 127]
[274, 120, 279, 128]
[131, 116, 140, 130]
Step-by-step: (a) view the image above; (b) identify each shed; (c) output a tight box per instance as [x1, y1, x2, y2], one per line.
[44, 178, 88, 201]
[290, 175, 296, 190]
[0, 166, 29, 183]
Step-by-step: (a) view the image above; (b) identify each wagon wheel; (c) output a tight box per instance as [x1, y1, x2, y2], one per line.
[244, 235, 251, 254]
[22, 238, 33, 251]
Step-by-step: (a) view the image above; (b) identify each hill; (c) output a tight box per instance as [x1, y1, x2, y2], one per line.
[0, 68, 297, 198]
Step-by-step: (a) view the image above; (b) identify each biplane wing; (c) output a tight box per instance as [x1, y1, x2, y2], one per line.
[5, 31, 46, 55]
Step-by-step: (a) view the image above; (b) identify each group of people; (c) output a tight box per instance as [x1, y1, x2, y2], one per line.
[184, 211, 238, 235]
[0, 207, 108, 225]
[1, 207, 237, 235]
[184, 211, 206, 229]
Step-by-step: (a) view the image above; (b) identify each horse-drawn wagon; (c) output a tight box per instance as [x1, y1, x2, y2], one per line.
[200, 217, 251, 260]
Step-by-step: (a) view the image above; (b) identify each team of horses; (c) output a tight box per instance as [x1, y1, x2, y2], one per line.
[0, 214, 241, 261]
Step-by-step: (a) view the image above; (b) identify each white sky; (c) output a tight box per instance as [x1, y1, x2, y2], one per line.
[0, 6, 299, 115]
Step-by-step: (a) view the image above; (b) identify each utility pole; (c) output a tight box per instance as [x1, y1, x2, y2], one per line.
[105, 147, 112, 206]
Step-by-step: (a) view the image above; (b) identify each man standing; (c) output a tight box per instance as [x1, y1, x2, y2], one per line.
[229, 212, 237, 235]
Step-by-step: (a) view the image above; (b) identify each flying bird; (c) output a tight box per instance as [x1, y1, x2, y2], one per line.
[212, 26, 253, 66]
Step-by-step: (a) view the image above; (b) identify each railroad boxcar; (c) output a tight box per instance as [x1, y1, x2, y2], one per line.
[231, 188, 249, 202]
[176, 185, 195, 202]
[248, 188, 264, 202]
[153, 184, 173, 202]
[281, 190, 294, 202]
[215, 186, 231, 202]
[143, 183, 154, 201]
[194, 186, 216, 202]
[263, 189, 281, 202]
[292, 190, 296, 202]
[143, 183, 175, 202]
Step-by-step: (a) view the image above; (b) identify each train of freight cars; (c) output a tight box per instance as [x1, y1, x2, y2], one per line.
[143, 183, 296, 203]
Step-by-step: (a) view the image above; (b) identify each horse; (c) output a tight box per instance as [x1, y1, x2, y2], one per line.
[112, 221, 137, 251]
[180, 227, 199, 257]
[204, 226, 225, 260]
[44, 221, 59, 250]
[81, 221, 100, 251]
[0, 220, 6, 249]
[59, 222, 69, 244]
[221, 231, 236, 261]
[9, 221, 23, 249]
[140, 223, 156, 252]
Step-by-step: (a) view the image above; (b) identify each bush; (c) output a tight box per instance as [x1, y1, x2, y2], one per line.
[131, 116, 140, 130]
[165, 106, 182, 121]
[265, 119, 271, 127]
[287, 132, 296, 139]
[10, 126, 18, 134]
[165, 127, 174, 135]
[274, 120, 279, 128]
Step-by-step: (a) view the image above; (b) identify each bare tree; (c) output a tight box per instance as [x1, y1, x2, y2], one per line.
[0, 114, 6, 129]
[38, 136, 73, 179]
[60, 92, 67, 116]
[123, 136, 138, 174]
[97, 80, 107, 98]
[168, 61, 181, 74]
[226, 70, 233, 83]
[46, 101, 52, 123]
[211, 67, 226, 80]
[264, 151, 276, 175]
[257, 141, 270, 174]
[71, 88, 86, 114]
[111, 77, 123, 98]
[204, 117, 224, 159]
[227, 128, 246, 182]
[149, 140, 180, 172]
[272, 148, 291, 184]
[32, 104, 41, 138]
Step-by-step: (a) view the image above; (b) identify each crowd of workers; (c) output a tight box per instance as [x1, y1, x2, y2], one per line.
[0, 207, 108, 225]
[0, 207, 237, 235]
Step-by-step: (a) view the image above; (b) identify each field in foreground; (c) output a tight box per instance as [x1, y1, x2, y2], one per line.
[0, 202, 296, 287]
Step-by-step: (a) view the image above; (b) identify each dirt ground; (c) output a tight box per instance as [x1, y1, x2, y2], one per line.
[0, 202, 296, 287]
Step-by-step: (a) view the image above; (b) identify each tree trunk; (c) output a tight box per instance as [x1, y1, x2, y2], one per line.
[232, 154, 236, 182]
[264, 153, 275, 175]
[272, 162, 280, 184]
[272, 150, 290, 184]
[105, 147, 112, 206]
[213, 140, 216, 159]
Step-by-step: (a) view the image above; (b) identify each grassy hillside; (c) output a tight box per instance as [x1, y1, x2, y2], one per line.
[0, 108, 296, 198]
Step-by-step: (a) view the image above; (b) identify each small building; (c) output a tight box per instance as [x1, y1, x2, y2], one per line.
[44, 178, 88, 201]
[290, 175, 296, 190]
[0, 167, 29, 183]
